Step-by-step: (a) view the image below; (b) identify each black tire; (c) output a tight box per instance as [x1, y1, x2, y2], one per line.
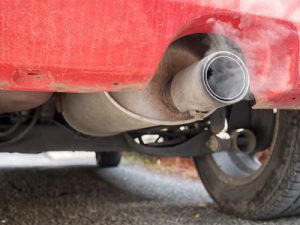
[194, 110, 300, 219]
[96, 152, 122, 168]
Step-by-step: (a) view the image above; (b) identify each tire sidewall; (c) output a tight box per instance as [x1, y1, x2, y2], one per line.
[194, 110, 296, 218]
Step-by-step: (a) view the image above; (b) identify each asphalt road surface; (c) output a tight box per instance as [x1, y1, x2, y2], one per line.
[0, 153, 299, 225]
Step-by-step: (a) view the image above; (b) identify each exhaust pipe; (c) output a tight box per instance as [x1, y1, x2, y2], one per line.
[230, 129, 257, 154]
[62, 50, 251, 137]
[171, 51, 250, 114]
[206, 129, 256, 154]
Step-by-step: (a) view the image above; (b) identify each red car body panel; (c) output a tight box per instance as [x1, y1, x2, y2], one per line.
[0, 1, 299, 108]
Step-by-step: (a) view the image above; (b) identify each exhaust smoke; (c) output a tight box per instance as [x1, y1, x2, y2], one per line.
[204, 52, 248, 102]
[171, 51, 249, 114]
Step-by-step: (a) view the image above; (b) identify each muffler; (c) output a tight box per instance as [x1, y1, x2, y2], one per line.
[61, 49, 250, 137]
[171, 51, 249, 115]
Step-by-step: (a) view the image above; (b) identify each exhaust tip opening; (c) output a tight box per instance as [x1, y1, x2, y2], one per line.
[204, 52, 249, 103]
[231, 129, 257, 154]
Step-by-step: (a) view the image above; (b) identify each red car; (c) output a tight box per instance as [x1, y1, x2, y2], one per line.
[1, 0, 300, 220]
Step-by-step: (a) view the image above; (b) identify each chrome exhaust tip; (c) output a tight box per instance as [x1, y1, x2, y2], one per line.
[171, 51, 250, 114]
[203, 51, 249, 103]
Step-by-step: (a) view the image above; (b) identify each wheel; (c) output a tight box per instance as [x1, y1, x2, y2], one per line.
[96, 152, 122, 168]
[194, 109, 300, 219]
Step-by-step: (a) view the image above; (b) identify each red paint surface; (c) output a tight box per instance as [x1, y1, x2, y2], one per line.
[0, 0, 300, 107]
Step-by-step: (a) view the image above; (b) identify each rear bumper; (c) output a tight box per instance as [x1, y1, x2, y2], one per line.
[0, 0, 299, 108]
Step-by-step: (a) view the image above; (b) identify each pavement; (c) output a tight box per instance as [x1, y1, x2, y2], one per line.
[0, 152, 299, 225]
